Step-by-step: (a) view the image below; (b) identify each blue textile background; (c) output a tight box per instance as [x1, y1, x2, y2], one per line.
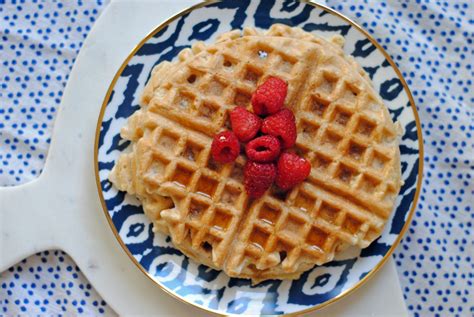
[0, 1, 472, 316]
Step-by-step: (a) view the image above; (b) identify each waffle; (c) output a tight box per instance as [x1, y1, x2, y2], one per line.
[109, 26, 402, 282]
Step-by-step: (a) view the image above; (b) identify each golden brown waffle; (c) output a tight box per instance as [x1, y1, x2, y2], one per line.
[109, 26, 401, 282]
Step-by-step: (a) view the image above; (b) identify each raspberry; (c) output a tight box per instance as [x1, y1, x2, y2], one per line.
[276, 152, 311, 190]
[245, 135, 281, 162]
[244, 161, 276, 198]
[261, 108, 297, 148]
[229, 106, 262, 142]
[251, 77, 288, 116]
[211, 131, 240, 163]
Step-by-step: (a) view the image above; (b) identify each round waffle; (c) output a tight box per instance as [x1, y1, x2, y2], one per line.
[109, 25, 402, 283]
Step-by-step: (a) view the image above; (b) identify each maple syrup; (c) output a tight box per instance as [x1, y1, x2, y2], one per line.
[318, 202, 339, 224]
[306, 227, 327, 248]
[172, 165, 193, 188]
[294, 191, 314, 213]
[250, 228, 269, 250]
[258, 204, 280, 225]
[196, 175, 217, 198]
[345, 215, 361, 235]
[211, 211, 231, 231]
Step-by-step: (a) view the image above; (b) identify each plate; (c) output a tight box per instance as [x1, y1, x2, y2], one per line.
[94, 1, 422, 315]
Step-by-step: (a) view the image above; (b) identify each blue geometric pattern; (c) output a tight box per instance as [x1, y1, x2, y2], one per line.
[0, 0, 472, 316]
[96, 1, 419, 315]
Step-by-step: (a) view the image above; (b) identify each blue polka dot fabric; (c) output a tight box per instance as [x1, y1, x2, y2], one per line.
[0, 251, 112, 316]
[0, 0, 108, 184]
[1, 0, 472, 316]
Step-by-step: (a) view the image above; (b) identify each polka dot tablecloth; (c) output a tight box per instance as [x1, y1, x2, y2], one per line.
[0, 1, 472, 316]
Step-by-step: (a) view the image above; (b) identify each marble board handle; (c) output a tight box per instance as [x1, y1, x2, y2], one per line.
[0, 175, 60, 271]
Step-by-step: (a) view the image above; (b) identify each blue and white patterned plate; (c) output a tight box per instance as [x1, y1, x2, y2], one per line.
[94, 1, 422, 315]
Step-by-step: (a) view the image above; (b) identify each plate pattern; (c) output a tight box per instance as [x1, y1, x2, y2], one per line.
[96, 0, 420, 314]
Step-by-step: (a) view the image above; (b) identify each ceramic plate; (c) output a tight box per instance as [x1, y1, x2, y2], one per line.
[95, 1, 422, 315]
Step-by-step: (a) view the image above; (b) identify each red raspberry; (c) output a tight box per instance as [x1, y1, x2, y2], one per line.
[251, 77, 288, 116]
[261, 108, 297, 148]
[211, 131, 240, 163]
[276, 152, 311, 190]
[244, 161, 276, 198]
[245, 135, 281, 162]
[229, 106, 262, 142]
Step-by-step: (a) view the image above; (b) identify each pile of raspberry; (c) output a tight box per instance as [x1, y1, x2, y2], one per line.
[211, 77, 311, 198]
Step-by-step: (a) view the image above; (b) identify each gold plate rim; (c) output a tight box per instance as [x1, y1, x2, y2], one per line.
[93, 1, 424, 316]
